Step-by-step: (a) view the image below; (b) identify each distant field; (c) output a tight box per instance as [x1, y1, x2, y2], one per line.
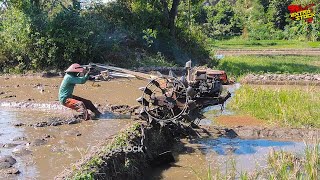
[210, 38, 320, 49]
[229, 85, 320, 128]
[216, 55, 320, 78]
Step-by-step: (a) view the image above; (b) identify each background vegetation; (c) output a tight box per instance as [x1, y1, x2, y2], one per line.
[0, 0, 213, 72]
[0, 0, 319, 72]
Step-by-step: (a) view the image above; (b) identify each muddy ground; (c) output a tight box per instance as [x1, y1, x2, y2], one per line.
[0, 76, 146, 179]
[0, 109, 132, 179]
[0, 75, 146, 107]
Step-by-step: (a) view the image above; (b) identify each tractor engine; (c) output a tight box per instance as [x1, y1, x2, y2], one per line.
[137, 61, 231, 126]
[187, 70, 223, 98]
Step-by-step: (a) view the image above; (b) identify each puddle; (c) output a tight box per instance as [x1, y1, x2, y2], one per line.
[0, 109, 130, 179]
[200, 83, 241, 126]
[198, 137, 306, 173]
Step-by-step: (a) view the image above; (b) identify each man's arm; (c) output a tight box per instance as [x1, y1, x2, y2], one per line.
[68, 69, 90, 84]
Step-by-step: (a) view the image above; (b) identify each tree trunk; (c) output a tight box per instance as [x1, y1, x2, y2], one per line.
[160, 0, 180, 37]
[169, 0, 180, 36]
[160, 0, 170, 28]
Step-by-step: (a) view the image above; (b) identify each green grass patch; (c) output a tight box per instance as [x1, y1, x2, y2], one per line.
[229, 85, 320, 128]
[209, 38, 320, 49]
[216, 55, 320, 78]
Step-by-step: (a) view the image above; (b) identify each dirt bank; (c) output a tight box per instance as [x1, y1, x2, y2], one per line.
[215, 115, 266, 127]
[241, 73, 320, 85]
[56, 122, 177, 180]
[199, 125, 320, 141]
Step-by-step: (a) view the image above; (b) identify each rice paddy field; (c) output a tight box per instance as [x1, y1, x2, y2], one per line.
[229, 85, 320, 128]
[216, 55, 320, 78]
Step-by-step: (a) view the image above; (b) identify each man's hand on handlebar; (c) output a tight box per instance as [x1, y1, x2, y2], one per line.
[85, 68, 91, 75]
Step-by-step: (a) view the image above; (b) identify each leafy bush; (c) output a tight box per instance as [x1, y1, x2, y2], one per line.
[0, 7, 32, 71]
[138, 52, 175, 67]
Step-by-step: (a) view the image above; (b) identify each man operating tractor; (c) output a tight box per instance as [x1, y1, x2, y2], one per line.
[59, 63, 102, 120]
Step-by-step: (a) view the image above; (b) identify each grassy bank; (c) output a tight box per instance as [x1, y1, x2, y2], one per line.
[63, 122, 175, 180]
[71, 123, 143, 180]
[216, 55, 320, 78]
[210, 38, 320, 49]
[228, 85, 320, 128]
[206, 144, 320, 180]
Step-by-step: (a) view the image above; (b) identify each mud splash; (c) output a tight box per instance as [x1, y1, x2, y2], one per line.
[7, 104, 138, 128]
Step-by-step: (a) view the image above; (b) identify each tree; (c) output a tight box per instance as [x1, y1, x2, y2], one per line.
[160, 0, 180, 36]
[203, 0, 242, 38]
[267, 0, 292, 30]
[0, 6, 32, 71]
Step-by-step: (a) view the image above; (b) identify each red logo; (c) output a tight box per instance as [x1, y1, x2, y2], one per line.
[288, 4, 315, 23]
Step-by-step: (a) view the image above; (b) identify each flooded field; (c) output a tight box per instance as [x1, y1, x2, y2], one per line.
[149, 137, 308, 180]
[0, 109, 130, 179]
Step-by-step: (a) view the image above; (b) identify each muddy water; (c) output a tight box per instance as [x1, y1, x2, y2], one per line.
[199, 138, 306, 173]
[150, 137, 307, 179]
[200, 83, 241, 126]
[148, 139, 209, 180]
[0, 109, 130, 179]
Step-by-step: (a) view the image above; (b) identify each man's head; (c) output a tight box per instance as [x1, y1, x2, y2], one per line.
[65, 63, 84, 73]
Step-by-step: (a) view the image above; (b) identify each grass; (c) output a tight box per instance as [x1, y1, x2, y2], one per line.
[229, 85, 320, 128]
[216, 55, 320, 78]
[198, 143, 320, 180]
[209, 38, 320, 49]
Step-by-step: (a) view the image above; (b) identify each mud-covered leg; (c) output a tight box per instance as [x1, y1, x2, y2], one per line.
[72, 95, 101, 117]
[75, 101, 89, 120]
[64, 98, 90, 120]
